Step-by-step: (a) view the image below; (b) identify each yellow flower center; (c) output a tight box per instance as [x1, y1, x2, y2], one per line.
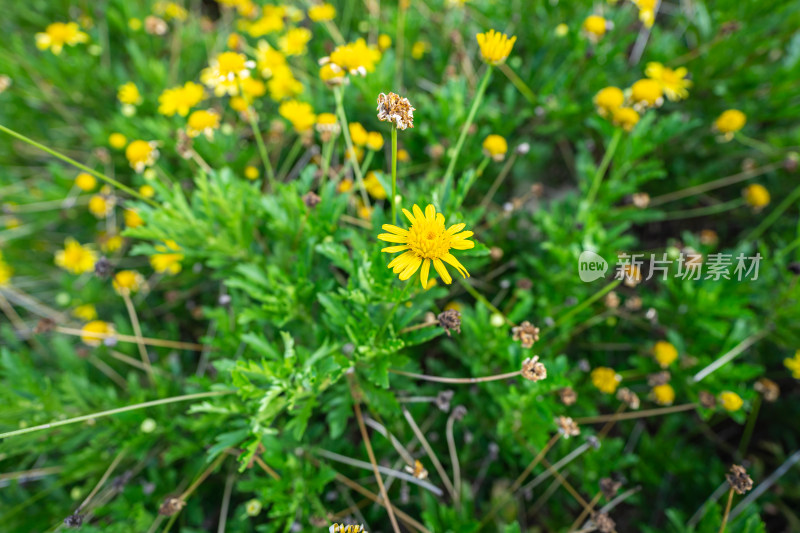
[217, 51, 248, 76]
[126, 140, 153, 163]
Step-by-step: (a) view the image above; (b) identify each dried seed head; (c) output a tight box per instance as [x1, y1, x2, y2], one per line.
[404, 459, 429, 480]
[94, 256, 113, 279]
[592, 512, 617, 533]
[63, 513, 84, 528]
[452, 405, 467, 421]
[559, 387, 577, 406]
[144, 16, 168, 36]
[600, 477, 622, 500]
[34, 318, 56, 334]
[377, 92, 415, 130]
[435, 390, 454, 412]
[159, 497, 186, 516]
[726, 464, 753, 495]
[616, 387, 640, 410]
[302, 191, 321, 209]
[754, 377, 780, 402]
[512, 321, 540, 348]
[521, 356, 547, 381]
[556, 416, 580, 438]
[604, 291, 620, 309]
[437, 309, 461, 336]
[647, 370, 671, 386]
[631, 192, 650, 208]
[698, 390, 716, 408]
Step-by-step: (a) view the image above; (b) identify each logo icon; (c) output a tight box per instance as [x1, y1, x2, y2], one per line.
[578, 251, 608, 282]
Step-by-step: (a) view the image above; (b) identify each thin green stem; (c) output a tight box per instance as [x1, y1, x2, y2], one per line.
[391, 125, 398, 224]
[359, 149, 375, 178]
[246, 110, 276, 190]
[319, 137, 336, 189]
[584, 128, 623, 211]
[334, 85, 371, 207]
[374, 281, 414, 343]
[498, 63, 536, 105]
[0, 390, 234, 440]
[658, 198, 745, 222]
[457, 278, 513, 325]
[478, 153, 517, 212]
[734, 133, 777, 155]
[440, 67, 493, 205]
[738, 394, 761, 456]
[552, 279, 622, 328]
[718, 488, 735, 533]
[0, 124, 156, 206]
[395, 2, 406, 90]
[277, 136, 304, 182]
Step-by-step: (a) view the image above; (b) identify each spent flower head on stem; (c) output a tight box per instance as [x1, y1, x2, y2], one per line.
[377, 92, 415, 130]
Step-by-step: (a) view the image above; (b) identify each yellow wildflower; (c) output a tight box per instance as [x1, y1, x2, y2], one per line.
[124, 209, 144, 228]
[630, 79, 664, 109]
[280, 27, 312, 56]
[308, 3, 336, 22]
[349, 123, 368, 146]
[186, 109, 220, 139]
[201, 51, 255, 97]
[279, 100, 316, 133]
[476, 29, 516, 65]
[241, 77, 266, 100]
[378, 204, 475, 288]
[719, 391, 743, 412]
[337, 178, 353, 193]
[89, 194, 115, 219]
[593, 87, 625, 117]
[139, 185, 155, 198]
[36, 22, 89, 55]
[113, 270, 145, 295]
[254, 40, 287, 77]
[316, 113, 340, 141]
[0, 256, 12, 286]
[714, 110, 746, 135]
[125, 140, 159, 173]
[555, 23, 569, 37]
[366, 131, 384, 151]
[411, 41, 428, 60]
[591, 367, 621, 394]
[75, 172, 97, 192]
[645, 62, 691, 101]
[397, 148, 410, 162]
[99, 233, 124, 253]
[154, 1, 188, 21]
[784, 350, 800, 379]
[243, 5, 285, 37]
[80, 320, 116, 347]
[742, 184, 770, 209]
[150, 240, 183, 275]
[72, 304, 97, 321]
[323, 39, 382, 76]
[482, 134, 508, 162]
[364, 171, 387, 200]
[653, 341, 678, 368]
[582, 15, 609, 41]
[612, 107, 640, 131]
[158, 81, 205, 116]
[118, 82, 142, 106]
[652, 384, 675, 406]
[319, 63, 346, 86]
[109, 133, 127, 150]
[267, 66, 303, 100]
[633, 0, 657, 28]
[129, 18, 142, 31]
[244, 166, 260, 180]
[55, 238, 97, 274]
[378, 34, 392, 51]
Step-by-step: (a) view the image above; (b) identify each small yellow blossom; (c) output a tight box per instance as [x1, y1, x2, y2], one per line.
[593, 87, 624, 117]
[129, 18, 143, 31]
[653, 341, 678, 368]
[280, 27, 312, 56]
[645, 62, 691, 101]
[652, 384, 675, 406]
[316, 113, 340, 141]
[201, 51, 255, 97]
[72, 304, 97, 321]
[612, 107, 640, 131]
[241, 78, 266, 100]
[158, 81, 205, 117]
[245, 499, 262, 516]
[378, 34, 392, 51]
[337, 178, 353, 193]
[411, 41, 428, 60]
[714, 109, 746, 135]
[719, 391, 743, 412]
[378, 204, 475, 288]
[55, 238, 97, 274]
[582, 15, 609, 41]
[124, 209, 145, 228]
[308, 3, 336, 22]
[346, 145, 365, 163]
[75, 172, 97, 192]
[242, 5, 286, 37]
[279, 100, 316, 133]
[36, 22, 89, 55]
[784, 350, 800, 379]
[476, 29, 516, 65]
[0, 256, 12, 286]
[348, 123, 368, 147]
[366, 131, 384, 151]
[591, 367, 621, 394]
[364, 171, 387, 200]
[633, 0, 657, 28]
[99, 233, 124, 253]
[267, 67, 303, 101]
[186, 109, 221, 139]
[254, 40, 287, 77]
[81, 320, 116, 346]
[125, 140, 159, 173]
[109, 133, 127, 150]
[319, 63, 346, 86]
[89, 194, 115, 219]
[555, 23, 569, 37]
[113, 270, 145, 295]
[397, 148, 410, 162]
[630, 79, 664, 109]
[323, 39, 382, 77]
[150, 240, 183, 275]
[117, 82, 142, 106]
[743, 184, 770, 209]
[154, 1, 188, 21]
[482, 134, 508, 162]
[244, 166, 260, 180]
[139, 185, 155, 198]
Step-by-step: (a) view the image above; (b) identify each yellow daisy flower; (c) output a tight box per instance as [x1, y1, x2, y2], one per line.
[280, 27, 312, 56]
[112, 270, 145, 295]
[117, 82, 142, 106]
[785, 350, 800, 379]
[186, 109, 221, 139]
[244, 166, 260, 180]
[653, 341, 678, 368]
[364, 171, 387, 200]
[482, 134, 508, 162]
[714, 109, 746, 135]
[201, 51, 255, 97]
[36, 22, 89, 55]
[645, 62, 692, 101]
[742, 184, 770, 209]
[611, 107, 640, 131]
[366, 131, 384, 151]
[591, 367, 621, 394]
[124, 209, 145, 228]
[719, 391, 743, 412]
[593, 87, 625, 117]
[279, 100, 316, 133]
[158, 81, 205, 117]
[476, 29, 516, 65]
[109, 132, 127, 150]
[55, 238, 97, 274]
[72, 304, 98, 321]
[80, 320, 115, 347]
[630, 78, 664, 109]
[582, 15, 609, 41]
[378, 204, 475, 288]
[652, 384, 675, 406]
[125, 140, 159, 173]
[323, 39, 382, 76]
[75, 172, 97, 192]
[308, 3, 336, 22]
[150, 240, 183, 275]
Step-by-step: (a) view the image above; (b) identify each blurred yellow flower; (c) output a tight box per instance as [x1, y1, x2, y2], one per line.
[378, 204, 475, 288]
[201, 51, 255, 97]
[109, 132, 127, 149]
[378, 34, 392, 51]
[633, 0, 657, 28]
[714, 109, 746, 135]
[125, 140, 159, 173]
[158, 81, 205, 116]
[72, 304, 97, 321]
[582, 15, 609, 41]
[99, 233, 124, 253]
[150, 240, 183, 275]
[743, 184, 770, 209]
[75, 172, 97, 192]
[612, 107, 640, 131]
[244, 6, 286, 37]
[555, 23, 569, 37]
[366, 131, 384, 151]
[36, 22, 88, 55]
[591, 367, 621, 394]
[139, 185, 155, 198]
[0, 256, 12, 286]
[349, 122, 368, 146]
[186, 109, 220, 139]
[267, 67, 303, 100]
[653, 341, 678, 368]
[128, 18, 142, 31]
[411, 41, 428, 60]
[113, 270, 145, 295]
[155, 1, 188, 21]
[254, 40, 287, 77]
[719, 391, 743, 412]
[319, 63, 345, 86]
[630, 79, 664, 109]
[279, 100, 316, 133]
[337, 178, 353, 193]
[324, 39, 382, 76]
[280, 27, 312, 56]
[244, 166, 260, 180]
[785, 350, 800, 379]
[482, 134, 508, 162]
[593, 86, 624, 117]
[124, 208, 144, 228]
[81, 320, 115, 346]
[645, 62, 691, 101]
[89, 194, 115, 219]
[55, 238, 97, 274]
[364, 171, 387, 200]
[241, 77, 266, 100]
[652, 384, 675, 405]
[476, 29, 516, 65]
[397, 148, 410, 162]
[308, 3, 336, 22]
[118, 82, 142, 106]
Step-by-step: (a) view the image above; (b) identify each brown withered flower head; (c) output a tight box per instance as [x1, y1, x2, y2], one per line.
[377, 92, 415, 130]
[726, 464, 753, 495]
[592, 512, 617, 533]
[63, 513, 84, 528]
[556, 416, 580, 438]
[521, 356, 547, 381]
[302, 191, 321, 209]
[437, 309, 461, 336]
[559, 387, 577, 406]
[616, 387, 640, 410]
[698, 390, 716, 408]
[754, 377, 779, 402]
[159, 496, 186, 516]
[512, 321, 540, 348]
[600, 477, 622, 500]
[647, 370, 671, 386]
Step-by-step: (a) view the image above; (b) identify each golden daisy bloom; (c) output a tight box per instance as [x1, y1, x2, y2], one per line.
[113, 270, 145, 295]
[308, 3, 336, 22]
[280, 27, 312, 56]
[36, 22, 89, 55]
[201, 51, 256, 97]
[150, 240, 183, 275]
[244, 165, 260, 180]
[117, 82, 142, 106]
[75, 172, 97, 192]
[482, 134, 508, 162]
[364, 171, 387, 200]
[714, 109, 746, 135]
[629, 78, 664, 110]
[591, 367, 621, 394]
[378, 34, 392, 51]
[366, 131, 384, 151]
[593, 87, 625, 117]
[125, 140, 159, 173]
[633, 0, 657, 27]
[611, 107, 640, 131]
[124, 209, 145, 228]
[645, 62, 692, 101]
[158, 81, 205, 117]
[378, 204, 475, 288]
[279, 100, 316, 133]
[719, 391, 743, 412]
[349, 122, 369, 146]
[652, 383, 675, 406]
[476, 29, 516, 65]
[784, 350, 800, 379]
[186, 109, 221, 139]
[88, 194, 115, 219]
[653, 341, 678, 368]
[72, 304, 98, 321]
[55, 238, 97, 274]
[109, 132, 127, 150]
[582, 15, 609, 41]
[742, 183, 770, 209]
[139, 185, 156, 198]
[80, 320, 116, 347]
[322, 38, 382, 76]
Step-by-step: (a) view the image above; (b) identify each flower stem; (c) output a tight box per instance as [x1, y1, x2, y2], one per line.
[389, 368, 522, 384]
[277, 136, 304, 182]
[319, 137, 336, 189]
[584, 127, 623, 212]
[246, 109, 276, 191]
[718, 487, 735, 533]
[440, 66, 493, 206]
[333, 85, 371, 208]
[391, 125, 398, 224]
[457, 278, 513, 326]
[0, 124, 156, 206]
